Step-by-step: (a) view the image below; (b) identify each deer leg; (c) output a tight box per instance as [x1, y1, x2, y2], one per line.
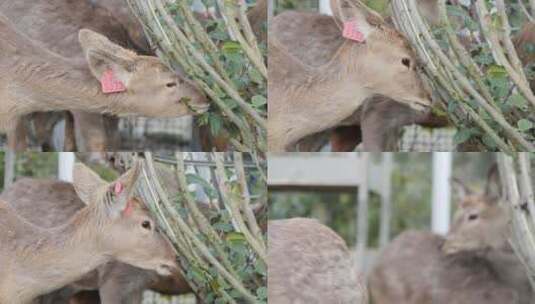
[103, 114, 120, 150]
[63, 111, 76, 151]
[72, 111, 108, 152]
[330, 125, 362, 152]
[360, 112, 392, 151]
[68, 291, 100, 304]
[98, 264, 152, 304]
[7, 118, 28, 151]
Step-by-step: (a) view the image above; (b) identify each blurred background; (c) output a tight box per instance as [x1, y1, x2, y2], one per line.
[268, 152, 498, 273]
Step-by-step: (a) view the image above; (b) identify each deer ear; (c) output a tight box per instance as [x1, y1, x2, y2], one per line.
[330, 0, 382, 42]
[107, 160, 142, 218]
[72, 162, 107, 205]
[79, 29, 136, 87]
[484, 164, 501, 202]
[451, 177, 472, 202]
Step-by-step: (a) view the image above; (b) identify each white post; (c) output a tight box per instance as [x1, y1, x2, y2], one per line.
[431, 152, 452, 235]
[379, 153, 393, 247]
[319, 0, 333, 15]
[356, 153, 369, 270]
[4, 150, 16, 187]
[268, 0, 274, 18]
[58, 152, 75, 182]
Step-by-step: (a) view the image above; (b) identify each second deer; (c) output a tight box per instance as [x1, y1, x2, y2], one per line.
[0, 162, 178, 304]
[368, 166, 532, 304]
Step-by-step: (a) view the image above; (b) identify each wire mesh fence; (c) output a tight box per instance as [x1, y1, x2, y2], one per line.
[399, 126, 457, 152]
[119, 117, 193, 150]
[142, 291, 197, 304]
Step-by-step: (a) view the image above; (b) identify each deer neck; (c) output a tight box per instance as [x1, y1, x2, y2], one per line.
[485, 245, 531, 293]
[274, 78, 370, 150]
[7, 206, 111, 302]
[269, 44, 372, 150]
[3, 55, 128, 122]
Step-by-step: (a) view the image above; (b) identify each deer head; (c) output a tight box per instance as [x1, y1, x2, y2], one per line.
[329, 0, 432, 111]
[72, 161, 178, 276]
[78, 29, 209, 117]
[443, 165, 509, 255]
[268, 0, 433, 151]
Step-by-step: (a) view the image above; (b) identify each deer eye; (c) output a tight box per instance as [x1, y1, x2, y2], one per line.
[166, 82, 177, 88]
[141, 220, 152, 230]
[401, 58, 411, 68]
[468, 214, 479, 221]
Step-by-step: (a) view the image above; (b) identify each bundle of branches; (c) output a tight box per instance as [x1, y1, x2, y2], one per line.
[126, 0, 266, 152]
[497, 153, 535, 289]
[129, 152, 266, 303]
[391, 0, 534, 152]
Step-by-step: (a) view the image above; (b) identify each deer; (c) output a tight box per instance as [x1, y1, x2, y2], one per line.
[268, 0, 433, 151]
[0, 162, 179, 304]
[291, 0, 449, 152]
[268, 218, 367, 304]
[1, 176, 193, 304]
[368, 165, 532, 304]
[306, 1, 534, 152]
[0, 2, 209, 149]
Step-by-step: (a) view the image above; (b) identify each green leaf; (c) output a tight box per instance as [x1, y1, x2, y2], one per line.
[481, 135, 497, 150]
[226, 232, 246, 244]
[509, 94, 528, 111]
[453, 128, 473, 145]
[255, 259, 267, 276]
[257, 286, 267, 299]
[248, 68, 264, 85]
[209, 114, 223, 136]
[186, 173, 218, 199]
[486, 65, 507, 78]
[214, 222, 234, 232]
[251, 95, 267, 107]
[222, 41, 241, 54]
[518, 119, 533, 132]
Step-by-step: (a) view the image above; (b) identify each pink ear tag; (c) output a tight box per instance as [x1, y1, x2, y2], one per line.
[343, 21, 366, 43]
[101, 69, 126, 94]
[122, 199, 134, 216]
[114, 182, 124, 195]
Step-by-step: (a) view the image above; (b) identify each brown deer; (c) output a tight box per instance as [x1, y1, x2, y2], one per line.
[1, 177, 193, 304]
[268, 0, 432, 151]
[268, 218, 367, 304]
[0, 162, 179, 304]
[296, 97, 450, 151]
[293, 0, 449, 152]
[7, 0, 152, 152]
[0, 4, 209, 147]
[368, 166, 532, 304]
[313, 2, 534, 152]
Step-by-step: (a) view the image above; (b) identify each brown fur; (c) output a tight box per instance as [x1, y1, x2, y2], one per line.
[2, 175, 194, 304]
[368, 167, 532, 304]
[268, 218, 367, 303]
[0, 164, 178, 304]
[0, 1, 209, 147]
[268, 0, 432, 151]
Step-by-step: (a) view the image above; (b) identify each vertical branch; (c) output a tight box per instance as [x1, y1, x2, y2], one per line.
[233, 152, 265, 247]
[497, 153, 535, 290]
[213, 153, 267, 262]
[141, 153, 258, 303]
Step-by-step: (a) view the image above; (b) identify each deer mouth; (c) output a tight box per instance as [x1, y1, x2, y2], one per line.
[190, 102, 210, 114]
[180, 97, 210, 114]
[156, 263, 178, 276]
[407, 100, 431, 113]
